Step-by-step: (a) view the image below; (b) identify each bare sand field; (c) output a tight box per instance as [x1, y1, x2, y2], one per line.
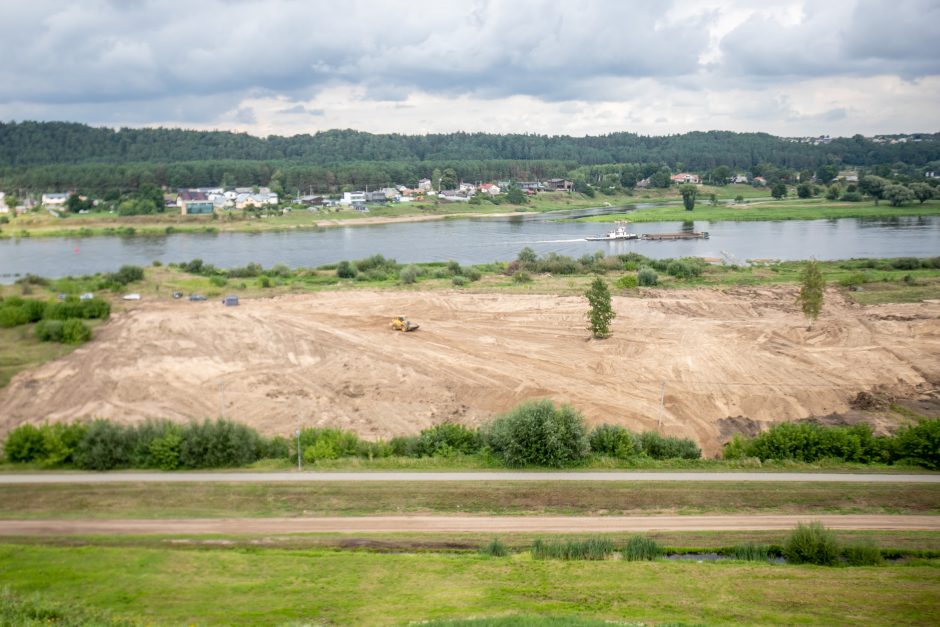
[1, 287, 938, 453]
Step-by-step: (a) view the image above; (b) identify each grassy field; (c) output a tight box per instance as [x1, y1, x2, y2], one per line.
[580, 198, 940, 223]
[1, 481, 937, 519]
[0, 543, 937, 625]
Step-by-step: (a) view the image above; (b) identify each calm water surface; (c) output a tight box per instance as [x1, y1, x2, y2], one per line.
[1, 206, 938, 281]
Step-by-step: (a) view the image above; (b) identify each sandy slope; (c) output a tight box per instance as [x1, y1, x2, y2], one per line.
[1, 287, 937, 454]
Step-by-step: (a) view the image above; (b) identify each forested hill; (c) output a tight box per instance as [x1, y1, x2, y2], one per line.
[2, 121, 938, 170]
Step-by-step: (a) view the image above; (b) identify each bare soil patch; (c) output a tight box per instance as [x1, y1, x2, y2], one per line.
[1, 287, 937, 454]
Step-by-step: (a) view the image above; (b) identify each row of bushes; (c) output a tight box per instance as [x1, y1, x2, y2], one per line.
[295, 400, 700, 466]
[2, 419, 288, 470]
[723, 419, 940, 469]
[0, 295, 110, 329]
[2, 401, 701, 470]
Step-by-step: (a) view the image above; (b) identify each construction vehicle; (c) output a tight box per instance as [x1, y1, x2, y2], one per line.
[390, 316, 419, 332]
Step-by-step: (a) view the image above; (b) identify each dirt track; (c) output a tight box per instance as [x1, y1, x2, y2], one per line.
[1, 287, 938, 454]
[2, 515, 937, 535]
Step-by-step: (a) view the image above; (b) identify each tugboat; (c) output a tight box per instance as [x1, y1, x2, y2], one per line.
[585, 224, 639, 241]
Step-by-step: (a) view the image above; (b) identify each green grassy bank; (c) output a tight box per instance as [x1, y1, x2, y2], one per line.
[0, 543, 937, 625]
[580, 198, 940, 223]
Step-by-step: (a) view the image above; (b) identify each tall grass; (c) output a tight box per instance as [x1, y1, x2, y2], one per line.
[843, 540, 884, 566]
[622, 536, 662, 561]
[0, 587, 132, 627]
[480, 538, 509, 557]
[783, 521, 840, 566]
[730, 542, 772, 562]
[531, 538, 614, 560]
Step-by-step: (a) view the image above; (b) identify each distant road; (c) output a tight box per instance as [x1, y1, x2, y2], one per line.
[1, 515, 937, 535]
[0, 472, 937, 484]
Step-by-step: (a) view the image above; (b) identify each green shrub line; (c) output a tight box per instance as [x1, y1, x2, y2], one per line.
[4, 402, 938, 470]
[2, 401, 706, 470]
[723, 419, 940, 470]
[0, 293, 108, 345]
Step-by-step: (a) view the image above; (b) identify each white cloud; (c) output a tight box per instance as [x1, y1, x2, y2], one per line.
[0, 0, 937, 136]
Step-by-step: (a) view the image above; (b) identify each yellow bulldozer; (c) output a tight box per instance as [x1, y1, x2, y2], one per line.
[390, 316, 420, 332]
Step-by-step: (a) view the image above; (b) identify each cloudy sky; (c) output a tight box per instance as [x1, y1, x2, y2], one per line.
[1, 0, 938, 137]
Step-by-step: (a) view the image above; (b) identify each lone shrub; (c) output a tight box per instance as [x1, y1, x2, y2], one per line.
[74, 419, 132, 470]
[336, 260, 357, 279]
[3, 424, 47, 463]
[480, 538, 509, 557]
[615, 274, 638, 289]
[452, 275, 468, 287]
[34, 319, 65, 342]
[483, 400, 589, 468]
[783, 521, 840, 565]
[843, 540, 884, 566]
[179, 418, 262, 468]
[399, 265, 419, 284]
[61, 319, 91, 344]
[589, 424, 640, 458]
[894, 419, 940, 470]
[512, 270, 532, 284]
[638, 432, 701, 459]
[417, 423, 481, 457]
[622, 536, 662, 561]
[464, 267, 482, 282]
[637, 267, 658, 286]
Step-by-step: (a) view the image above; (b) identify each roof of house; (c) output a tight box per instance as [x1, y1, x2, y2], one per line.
[178, 190, 209, 202]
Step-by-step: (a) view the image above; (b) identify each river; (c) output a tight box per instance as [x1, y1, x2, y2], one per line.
[1, 207, 938, 281]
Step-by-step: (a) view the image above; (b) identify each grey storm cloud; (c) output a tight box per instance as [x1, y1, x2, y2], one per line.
[720, 0, 940, 79]
[0, 0, 937, 129]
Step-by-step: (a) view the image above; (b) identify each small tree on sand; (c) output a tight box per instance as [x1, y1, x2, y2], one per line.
[796, 260, 824, 328]
[585, 276, 615, 338]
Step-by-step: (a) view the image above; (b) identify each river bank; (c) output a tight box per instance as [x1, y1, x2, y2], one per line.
[580, 198, 940, 223]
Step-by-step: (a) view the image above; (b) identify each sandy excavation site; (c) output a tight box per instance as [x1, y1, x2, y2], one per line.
[1, 287, 938, 454]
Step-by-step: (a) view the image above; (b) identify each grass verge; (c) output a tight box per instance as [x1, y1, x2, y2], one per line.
[0, 543, 937, 625]
[1, 481, 937, 519]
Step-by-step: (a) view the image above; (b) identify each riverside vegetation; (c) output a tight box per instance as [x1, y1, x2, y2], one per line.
[3, 400, 938, 470]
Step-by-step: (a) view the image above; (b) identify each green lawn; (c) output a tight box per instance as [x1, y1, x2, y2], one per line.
[580, 199, 940, 223]
[0, 543, 936, 625]
[1, 481, 937, 519]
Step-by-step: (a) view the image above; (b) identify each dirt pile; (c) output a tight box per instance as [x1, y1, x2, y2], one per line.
[1, 287, 937, 455]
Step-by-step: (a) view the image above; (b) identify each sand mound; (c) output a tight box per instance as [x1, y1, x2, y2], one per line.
[1, 287, 937, 455]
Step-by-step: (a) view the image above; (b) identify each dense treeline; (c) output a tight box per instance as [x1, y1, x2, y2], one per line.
[2, 122, 939, 192]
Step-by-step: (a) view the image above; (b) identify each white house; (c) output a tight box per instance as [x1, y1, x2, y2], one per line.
[459, 182, 476, 194]
[479, 183, 501, 195]
[41, 192, 69, 206]
[340, 191, 367, 206]
[0, 192, 7, 213]
[417, 178, 433, 192]
[732, 174, 749, 184]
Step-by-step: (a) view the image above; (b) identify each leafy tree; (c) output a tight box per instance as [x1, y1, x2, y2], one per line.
[517, 246, 537, 265]
[64, 193, 93, 213]
[859, 175, 887, 205]
[796, 260, 824, 327]
[815, 164, 839, 184]
[710, 165, 731, 185]
[440, 167, 458, 190]
[771, 182, 787, 199]
[909, 182, 935, 204]
[679, 184, 697, 211]
[585, 276, 615, 338]
[797, 182, 814, 199]
[883, 183, 915, 207]
[483, 400, 590, 467]
[505, 186, 526, 204]
[3, 191, 17, 210]
[825, 184, 841, 200]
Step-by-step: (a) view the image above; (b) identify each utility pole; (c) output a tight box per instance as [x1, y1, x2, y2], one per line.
[657, 380, 665, 430]
[296, 428, 302, 471]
